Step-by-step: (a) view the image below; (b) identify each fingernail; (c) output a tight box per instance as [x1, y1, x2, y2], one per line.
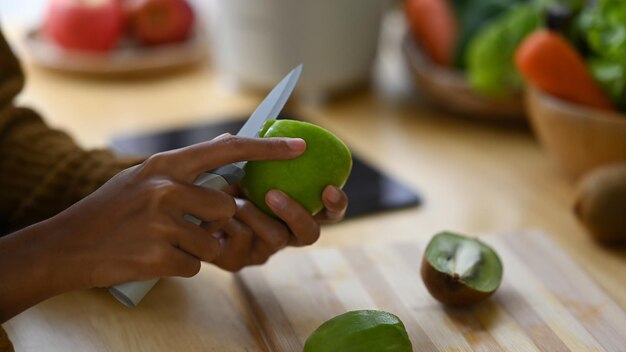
[214, 133, 231, 140]
[211, 232, 227, 256]
[211, 232, 226, 240]
[266, 190, 287, 211]
[287, 138, 306, 152]
[326, 186, 341, 203]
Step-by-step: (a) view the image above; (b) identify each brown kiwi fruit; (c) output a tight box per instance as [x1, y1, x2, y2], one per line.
[421, 231, 503, 306]
[574, 163, 626, 244]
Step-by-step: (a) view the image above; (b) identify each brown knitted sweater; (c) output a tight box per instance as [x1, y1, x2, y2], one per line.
[0, 30, 143, 350]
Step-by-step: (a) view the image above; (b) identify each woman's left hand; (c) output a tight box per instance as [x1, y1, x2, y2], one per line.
[209, 185, 348, 272]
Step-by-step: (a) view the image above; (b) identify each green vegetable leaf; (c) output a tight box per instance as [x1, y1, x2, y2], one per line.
[588, 59, 626, 111]
[578, 0, 626, 61]
[450, 0, 528, 69]
[466, 4, 541, 96]
[578, 0, 626, 109]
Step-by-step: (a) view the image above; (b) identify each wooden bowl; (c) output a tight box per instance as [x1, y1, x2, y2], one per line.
[402, 35, 525, 121]
[527, 87, 626, 179]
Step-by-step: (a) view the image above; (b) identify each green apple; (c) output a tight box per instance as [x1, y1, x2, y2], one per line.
[240, 119, 352, 216]
[304, 310, 413, 352]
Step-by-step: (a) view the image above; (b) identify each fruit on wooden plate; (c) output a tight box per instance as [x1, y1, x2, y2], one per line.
[304, 310, 413, 352]
[421, 231, 503, 306]
[43, 0, 124, 52]
[574, 163, 626, 244]
[126, 0, 195, 46]
[240, 119, 352, 217]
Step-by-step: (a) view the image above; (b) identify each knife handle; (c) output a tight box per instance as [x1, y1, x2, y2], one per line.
[109, 166, 244, 307]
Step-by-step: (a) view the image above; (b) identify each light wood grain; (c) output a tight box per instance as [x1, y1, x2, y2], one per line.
[2, 10, 626, 351]
[5, 266, 266, 352]
[238, 231, 626, 351]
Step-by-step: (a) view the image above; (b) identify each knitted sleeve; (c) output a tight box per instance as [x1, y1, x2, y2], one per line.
[0, 325, 13, 352]
[0, 30, 144, 234]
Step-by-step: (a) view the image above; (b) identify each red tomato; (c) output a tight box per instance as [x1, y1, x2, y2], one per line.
[44, 0, 125, 52]
[127, 0, 195, 46]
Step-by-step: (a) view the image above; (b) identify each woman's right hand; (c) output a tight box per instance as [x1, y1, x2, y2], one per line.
[0, 134, 305, 321]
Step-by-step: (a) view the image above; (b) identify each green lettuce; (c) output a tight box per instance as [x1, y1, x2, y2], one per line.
[578, 0, 626, 61]
[578, 0, 626, 109]
[589, 59, 626, 111]
[466, 4, 541, 96]
[450, 0, 527, 70]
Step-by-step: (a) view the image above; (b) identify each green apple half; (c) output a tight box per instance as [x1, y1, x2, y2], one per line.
[240, 119, 352, 216]
[304, 310, 413, 352]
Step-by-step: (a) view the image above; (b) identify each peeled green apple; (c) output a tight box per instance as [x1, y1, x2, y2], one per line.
[240, 119, 352, 216]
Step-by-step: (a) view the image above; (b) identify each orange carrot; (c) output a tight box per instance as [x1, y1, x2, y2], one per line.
[405, 0, 457, 67]
[515, 30, 615, 111]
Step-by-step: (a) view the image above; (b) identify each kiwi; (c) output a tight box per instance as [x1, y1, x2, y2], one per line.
[421, 231, 503, 306]
[574, 163, 626, 244]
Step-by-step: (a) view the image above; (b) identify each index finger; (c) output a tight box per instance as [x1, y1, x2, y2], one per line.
[175, 134, 306, 181]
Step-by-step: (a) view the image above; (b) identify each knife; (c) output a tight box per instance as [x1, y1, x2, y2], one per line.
[109, 64, 303, 308]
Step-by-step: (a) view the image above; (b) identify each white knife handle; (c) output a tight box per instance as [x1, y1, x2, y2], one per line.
[108, 172, 231, 307]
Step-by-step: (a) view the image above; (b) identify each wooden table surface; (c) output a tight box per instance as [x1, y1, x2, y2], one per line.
[2, 13, 625, 351]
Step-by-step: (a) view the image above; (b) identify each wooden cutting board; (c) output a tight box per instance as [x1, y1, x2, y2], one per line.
[237, 231, 626, 351]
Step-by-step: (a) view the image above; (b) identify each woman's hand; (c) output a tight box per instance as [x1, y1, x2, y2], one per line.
[0, 134, 305, 322]
[210, 185, 349, 272]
